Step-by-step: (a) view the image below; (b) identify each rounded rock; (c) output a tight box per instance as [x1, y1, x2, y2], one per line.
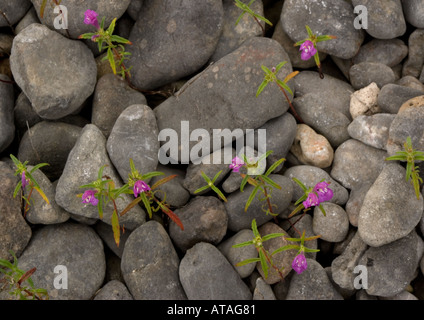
[312, 203, 349, 243]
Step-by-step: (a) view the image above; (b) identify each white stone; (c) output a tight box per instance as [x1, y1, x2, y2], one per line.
[349, 82, 380, 119]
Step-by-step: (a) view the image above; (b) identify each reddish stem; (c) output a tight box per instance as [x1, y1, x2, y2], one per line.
[275, 82, 304, 123]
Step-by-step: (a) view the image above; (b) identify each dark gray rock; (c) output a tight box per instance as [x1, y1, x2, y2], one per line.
[0, 161, 32, 261]
[331, 139, 388, 190]
[15, 6, 39, 34]
[401, 0, 424, 29]
[17, 222, 106, 300]
[253, 277, 277, 300]
[218, 229, 258, 278]
[402, 29, 424, 78]
[121, 221, 186, 300]
[284, 165, 349, 206]
[127, 0, 143, 20]
[107, 104, 159, 183]
[351, 0, 406, 39]
[94, 221, 132, 258]
[358, 231, 423, 297]
[127, 0, 223, 90]
[154, 37, 295, 162]
[358, 163, 423, 247]
[281, 0, 364, 59]
[0, 0, 32, 26]
[17, 121, 82, 181]
[286, 258, 344, 300]
[179, 242, 252, 300]
[10, 24, 97, 120]
[345, 182, 373, 227]
[331, 231, 369, 291]
[349, 62, 396, 90]
[312, 203, 349, 243]
[0, 74, 14, 153]
[55, 124, 146, 230]
[169, 196, 228, 252]
[94, 280, 133, 300]
[378, 84, 424, 114]
[225, 174, 293, 232]
[397, 75, 424, 91]
[31, 0, 130, 39]
[209, 0, 263, 62]
[92, 74, 147, 138]
[353, 39, 408, 67]
[24, 165, 70, 225]
[347, 114, 396, 150]
[14, 92, 42, 134]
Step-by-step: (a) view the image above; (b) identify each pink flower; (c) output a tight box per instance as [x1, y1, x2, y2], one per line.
[303, 192, 320, 209]
[91, 34, 100, 42]
[292, 253, 308, 274]
[229, 157, 245, 173]
[82, 190, 99, 206]
[313, 181, 333, 203]
[83, 9, 100, 29]
[133, 180, 151, 198]
[21, 171, 29, 189]
[299, 40, 317, 61]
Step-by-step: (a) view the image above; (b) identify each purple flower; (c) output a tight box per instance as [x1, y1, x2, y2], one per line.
[292, 253, 308, 274]
[91, 34, 100, 42]
[83, 9, 100, 29]
[313, 181, 333, 203]
[82, 190, 99, 206]
[133, 180, 151, 198]
[21, 171, 29, 189]
[299, 40, 317, 61]
[229, 157, 245, 173]
[303, 192, 320, 209]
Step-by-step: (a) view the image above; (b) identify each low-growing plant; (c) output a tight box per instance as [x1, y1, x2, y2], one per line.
[0, 250, 49, 300]
[386, 136, 424, 200]
[234, 0, 272, 36]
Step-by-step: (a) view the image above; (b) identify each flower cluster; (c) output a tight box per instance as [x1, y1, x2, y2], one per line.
[303, 181, 333, 209]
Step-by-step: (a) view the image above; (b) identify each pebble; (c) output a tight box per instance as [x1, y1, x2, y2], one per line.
[345, 182, 373, 227]
[179, 242, 252, 300]
[353, 39, 408, 67]
[349, 82, 380, 119]
[253, 277, 277, 300]
[15, 6, 39, 34]
[312, 203, 349, 243]
[127, 0, 143, 20]
[377, 84, 424, 114]
[290, 124, 334, 168]
[10, 24, 97, 120]
[349, 62, 396, 90]
[0, 0, 32, 26]
[94, 221, 132, 259]
[121, 221, 187, 300]
[169, 196, 228, 252]
[93, 280, 133, 300]
[402, 0, 424, 28]
[0, 74, 14, 153]
[358, 163, 424, 247]
[402, 29, 424, 78]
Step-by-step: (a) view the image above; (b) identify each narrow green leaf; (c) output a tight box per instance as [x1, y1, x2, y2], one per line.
[200, 171, 212, 184]
[262, 233, 286, 242]
[107, 18, 117, 35]
[194, 185, 212, 194]
[271, 244, 300, 256]
[211, 170, 223, 183]
[275, 61, 287, 73]
[406, 162, 413, 181]
[260, 175, 281, 190]
[275, 79, 293, 96]
[111, 35, 131, 44]
[305, 25, 314, 38]
[111, 210, 120, 247]
[33, 186, 50, 205]
[386, 155, 407, 161]
[261, 65, 272, 74]
[294, 39, 307, 47]
[235, 12, 246, 26]
[211, 185, 228, 202]
[258, 250, 268, 278]
[235, 258, 261, 267]
[245, 185, 261, 212]
[256, 80, 269, 97]
[316, 35, 336, 42]
[292, 177, 308, 191]
[40, 0, 47, 18]
[151, 175, 177, 190]
[252, 13, 273, 26]
[232, 240, 255, 248]
[29, 163, 49, 174]
[251, 219, 259, 237]
[142, 171, 165, 181]
[303, 247, 320, 253]
[318, 203, 326, 217]
[240, 173, 250, 192]
[140, 192, 152, 219]
[13, 181, 22, 198]
[107, 48, 116, 74]
[314, 52, 321, 68]
[264, 158, 285, 177]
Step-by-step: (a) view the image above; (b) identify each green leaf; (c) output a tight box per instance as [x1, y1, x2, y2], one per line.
[292, 177, 308, 192]
[264, 158, 285, 177]
[235, 257, 261, 267]
[305, 25, 314, 38]
[211, 170, 223, 183]
[232, 240, 255, 248]
[406, 162, 413, 181]
[316, 35, 336, 42]
[24, 171, 40, 190]
[245, 185, 261, 212]
[275, 79, 293, 96]
[275, 61, 287, 73]
[107, 48, 116, 74]
[107, 18, 117, 35]
[78, 32, 96, 40]
[29, 163, 49, 174]
[13, 181, 22, 198]
[303, 247, 320, 253]
[110, 35, 131, 44]
[140, 192, 152, 219]
[258, 250, 268, 278]
[251, 219, 260, 237]
[194, 185, 212, 194]
[40, 0, 47, 18]
[386, 155, 407, 161]
[294, 39, 307, 47]
[111, 210, 120, 247]
[271, 244, 300, 256]
[318, 203, 326, 217]
[240, 174, 250, 192]
[252, 12, 273, 26]
[235, 12, 246, 26]
[261, 65, 272, 74]
[0, 259, 14, 270]
[262, 233, 286, 242]
[211, 185, 228, 202]
[260, 175, 281, 190]
[33, 186, 50, 205]
[142, 171, 165, 181]
[314, 52, 321, 68]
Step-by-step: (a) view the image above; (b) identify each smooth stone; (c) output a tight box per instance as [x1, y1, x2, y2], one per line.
[396, 75, 424, 91]
[349, 82, 380, 119]
[353, 39, 408, 67]
[330, 139, 388, 190]
[15, 6, 40, 34]
[349, 62, 396, 90]
[281, 0, 364, 59]
[17, 222, 106, 300]
[127, 0, 143, 20]
[347, 114, 396, 150]
[121, 221, 187, 300]
[169, 196, 228, 252]
[55, 124, 146, 230]
[10, 24, 97, 120]
[0, 162, 32, 261]
[331, 231, 369, 291]
[17, 121, 82, 181]
[93, 280, 133, 300]
[154, 37, 295, 162]
[402, 29, 424, 78]
[225, 174, 293, 232]
[0, 0, 32, 26]
[31, 0, 130, 39]
[290, 124, 334, 168]
[218, 229, 258, 278]
[284, 165, 349, 206]
[24, 166, 70, 225]
[179, 242, 252, 300]
[358, 163, 424, 247]
[286, 258, 344, 300]
[257, 222, 297, 284]
[351, 0, 406, 39]
[149, 164, 190, 208]
[0, 74, 14, 152]
[94, 221, 132, 258]
[345, 182, 373, 227]
[312, 203, 349, 243]
[402, 0, 424, 28]
[378, 84, 424, 114]
[92, 74, 147, 138]
[380, 290, 419, 300]
[107, 104, 159, 183]
[358, 231, 423, 297]
[209, 0, 263, 62]
[386, 99, 424, 156]
[127, 0, 223, 90]
[253, 277, 277, 300]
